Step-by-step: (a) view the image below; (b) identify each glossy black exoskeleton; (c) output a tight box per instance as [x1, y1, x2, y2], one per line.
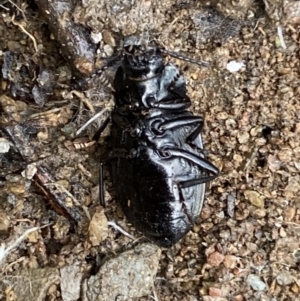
[99, 44, 219, 247]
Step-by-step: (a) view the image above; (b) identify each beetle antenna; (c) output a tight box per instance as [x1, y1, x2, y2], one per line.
[160, 48, 209, 67]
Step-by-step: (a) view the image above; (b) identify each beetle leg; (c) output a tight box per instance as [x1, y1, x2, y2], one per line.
[185, 120, 203, 144]
[99, 148, 130, 207]
[179, 173, 218, 188]
[183, 119, 210, 155]
[162, 148, 219, 178]
[157, 115, 204, 145]
[167, 72, 181, 91]
[155, 115, 208, 155]
[150, 98, 191, 110]
[157, 116, 203, 132]
[99, 160, 106, 207]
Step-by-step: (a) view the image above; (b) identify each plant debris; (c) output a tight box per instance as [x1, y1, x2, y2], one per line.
[0, 0, 300, 300]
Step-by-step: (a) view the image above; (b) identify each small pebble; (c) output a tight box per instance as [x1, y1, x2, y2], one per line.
[0, 138, 10, 153]
[244, 190, 264, 208]
[226, 61, 245, 72]
[247, 274, 266, 291]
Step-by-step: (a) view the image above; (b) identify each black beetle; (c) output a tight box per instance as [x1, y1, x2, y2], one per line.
[98, 43, 219, 247]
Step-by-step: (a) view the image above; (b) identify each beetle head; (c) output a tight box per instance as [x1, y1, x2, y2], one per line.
[122, 44, 164, 80]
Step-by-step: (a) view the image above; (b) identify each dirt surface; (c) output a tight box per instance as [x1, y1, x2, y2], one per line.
[0, 0, 300, 300]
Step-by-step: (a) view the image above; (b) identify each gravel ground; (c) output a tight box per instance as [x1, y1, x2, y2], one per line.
[0, 1, 300, 300]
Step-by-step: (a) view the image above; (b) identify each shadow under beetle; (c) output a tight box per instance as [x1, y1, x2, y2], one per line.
[98, 43, 219, 247]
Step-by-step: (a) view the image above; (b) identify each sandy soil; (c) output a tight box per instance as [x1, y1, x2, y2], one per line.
[0, 1, 300, 300]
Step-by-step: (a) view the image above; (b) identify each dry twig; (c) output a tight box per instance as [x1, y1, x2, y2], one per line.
[11, 14, 38, 52]
[0, 227, 40, 265]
